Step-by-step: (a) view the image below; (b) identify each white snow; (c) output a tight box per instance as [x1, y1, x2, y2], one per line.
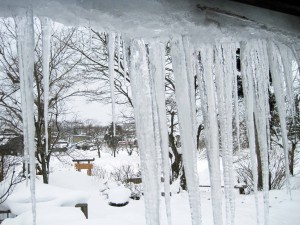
[2, 150, 300, 225]
[2, 178, 89, 215]
[2, 207, 87, 225]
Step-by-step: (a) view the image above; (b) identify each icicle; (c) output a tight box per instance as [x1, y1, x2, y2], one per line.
[233, 44, 241, 153]
[291, 45, 300, 78]
[15, 20, 29, 185]
[197, 44, 223, 225]
[122, 39, 128, 85]
[214, 43, 236, 225]
[240, 41, 260, 225]
[182, 36, 197, 139]
[148, 40, 172, 225]
[241, 39, 270, 225]
[278, 44, 296, 117]
[171, 36, 202, 225]
[267, 41, 291, 196]
[254, 40, 270, 225]
[41, 17, 51, 157]
[15, 8, 36, 225]
[117, 33, 121, 71]
[108, 32, 116, 136]
[233, 75, 241, 153]
[129, 39, 160, 225]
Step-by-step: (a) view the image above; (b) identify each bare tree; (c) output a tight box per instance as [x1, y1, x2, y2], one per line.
[0, 18, 90, 183]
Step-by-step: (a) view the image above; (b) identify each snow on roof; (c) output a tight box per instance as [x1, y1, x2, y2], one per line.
[0, 0, 299, 43]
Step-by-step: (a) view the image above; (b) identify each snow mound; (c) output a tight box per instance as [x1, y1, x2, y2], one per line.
[4, 180, 89, 215]
[2, 207, 86, 225]
[49, 171, 101, 193]
[108, 185, 131, 206]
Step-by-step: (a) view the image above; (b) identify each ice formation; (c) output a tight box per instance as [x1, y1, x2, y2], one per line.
[3, 1, 299, 225]
[240, 41, 260, 225]
[108, 32, 116, 136]
[197, 44, 223, 225]
[214, 43, 236, 225]
[41, 17, 51, 157]
[267, 42, 291, 196]
[148, 40, 172, 225]
[14, 8, 37, 225]
[129, 39, 161, 225]
[171, 36, 202, 225]
[241, 39, 271, 225]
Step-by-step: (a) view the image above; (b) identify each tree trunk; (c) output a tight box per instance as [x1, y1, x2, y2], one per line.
[41, 155, 48, 184]
[196, 124, 204, 150]
[254, 119, 263, 190]
[0, 154, 4, 182]
[289, 142, 297, 176]
[169, 111, 186, 190]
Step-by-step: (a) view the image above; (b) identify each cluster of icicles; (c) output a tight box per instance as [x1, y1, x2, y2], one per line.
[16, 8, 297, 225]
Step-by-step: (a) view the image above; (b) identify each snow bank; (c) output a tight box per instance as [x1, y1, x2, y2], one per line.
[3, 179, 89, 215]
[49, 171, 101, 193]
[1, 207, 86, 225]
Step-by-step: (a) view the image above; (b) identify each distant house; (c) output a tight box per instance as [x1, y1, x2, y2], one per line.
[52, 139, 69, 152]
[118, 140, 137, 148]
[71, 134, 91, 144]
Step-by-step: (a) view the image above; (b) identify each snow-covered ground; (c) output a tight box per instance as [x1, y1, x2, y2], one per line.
[1, 149, 300, 225]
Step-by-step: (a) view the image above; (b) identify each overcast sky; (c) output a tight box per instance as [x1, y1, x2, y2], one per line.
[65, 96, 126, 126]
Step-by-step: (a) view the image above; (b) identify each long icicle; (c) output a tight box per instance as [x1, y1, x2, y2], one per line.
[240, 41, 260, 225]
[279, 44, 296, 117]
[41, 17, 51, 158]
[171, 36, 202, 225]
[148, 40, 172, 225]
[267, 41, 291, 196]
[15, 16, 29, 186]
[129, 39, 160, 225]
[234, 45, 241, 153]
[242, 39, 270, 225]
[117, 33, 121, 71]
[197, 44, 223, 225]
[122, 39, 128, 86]
[214, 43, 236, 225]
[108, 32, 116, 136]
[15, 8, 36, 225]
[254, 40, 270, 225]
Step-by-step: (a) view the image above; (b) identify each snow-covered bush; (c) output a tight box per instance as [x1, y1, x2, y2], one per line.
[92, 165, 108, 180]
[124, 182, 142, 200]
[108, 185, 131, 206]
[110, 165, 140, 183]
[235, 146, 288, 192]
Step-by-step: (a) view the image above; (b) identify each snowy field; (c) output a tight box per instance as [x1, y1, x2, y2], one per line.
[1, 149, 300, 225]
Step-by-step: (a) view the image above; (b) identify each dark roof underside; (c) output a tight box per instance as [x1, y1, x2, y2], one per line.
[230, 0, 300, 17]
